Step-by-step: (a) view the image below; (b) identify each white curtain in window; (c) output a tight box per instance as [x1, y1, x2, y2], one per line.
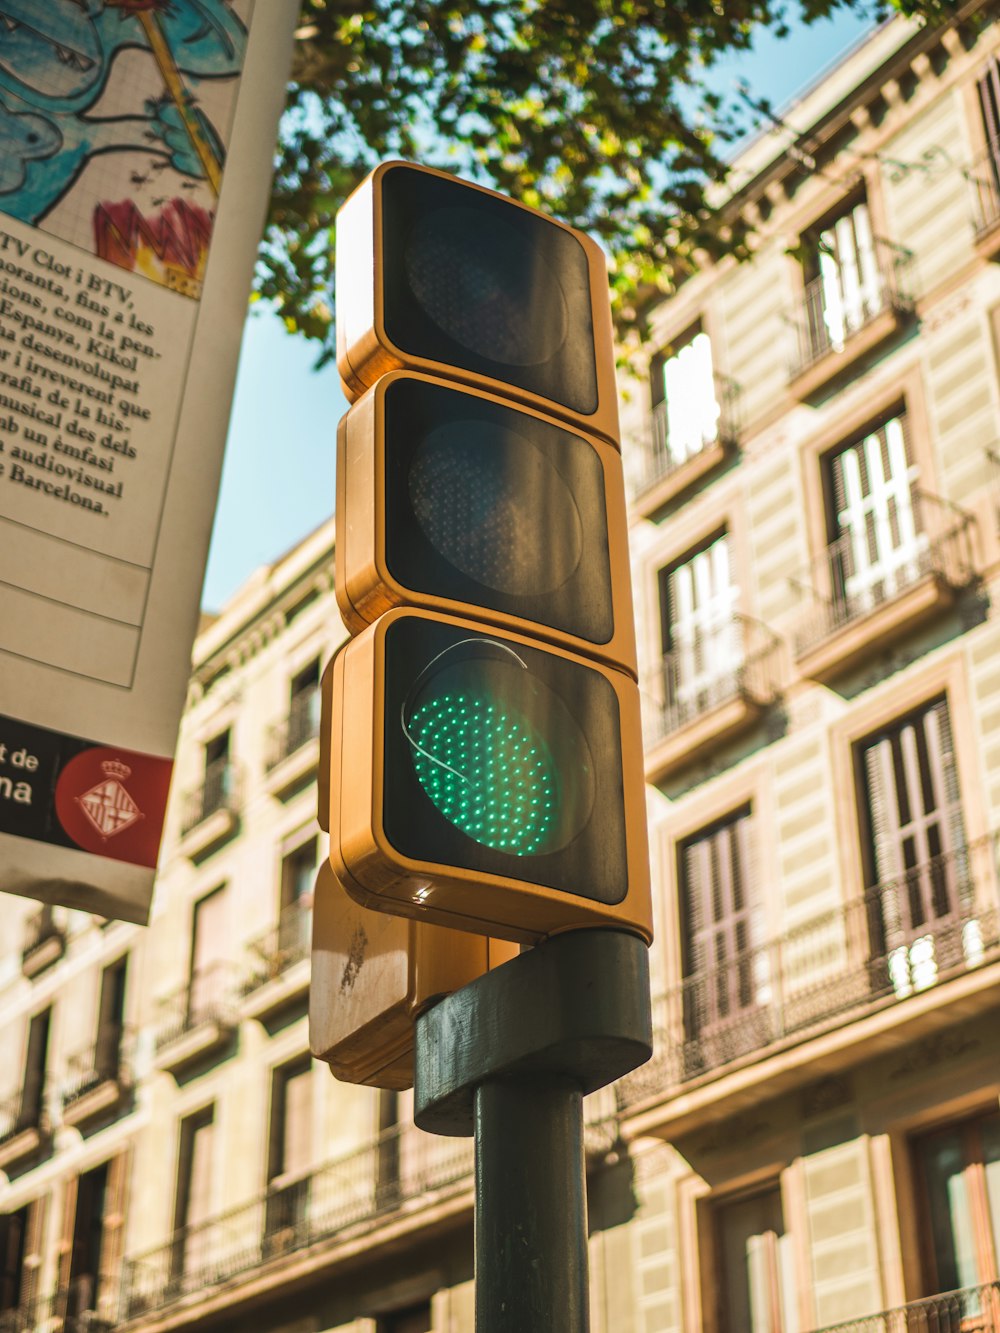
[661, 331, 720, 464]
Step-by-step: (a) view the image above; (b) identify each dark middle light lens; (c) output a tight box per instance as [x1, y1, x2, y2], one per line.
[407, 418, 583, 597]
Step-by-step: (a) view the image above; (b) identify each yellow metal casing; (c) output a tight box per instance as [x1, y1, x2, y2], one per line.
[335, 161, 621, 449]
[335, 370, 637, 678]
[310, 862, 518, 1089]
[323, 607, 652, 946]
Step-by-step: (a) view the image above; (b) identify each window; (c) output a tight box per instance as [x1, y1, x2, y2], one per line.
[189, 888, 228, 1023]
[0, 1206, 28, 1312]
[265, 1058, 312, 1240]
[95, 956, 127, 1081]
[172, 1106, 214, 1277]
[202, 729, 231, 817]
[856, 696, 973, 996]
[679, 807, 767, 1070]
[376, 1089, 402, 1206]
[659, 532, 741, 724]
[651, 326, 721, 469]
[714, 1186, 797, 1332]
[823, 410, 926, 616]
[288, 660, 321, 752]
[65, 1162, 109, 1314]
[978, 56, 1000, 186]
[913, 1111, 1000, 1307]
[804, 195, 883, 355]
[21, 1007, 50, 1132]
[277, 838, 317, 959]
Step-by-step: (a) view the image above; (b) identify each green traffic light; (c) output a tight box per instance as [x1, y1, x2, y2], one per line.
[408, 690, 558, 855]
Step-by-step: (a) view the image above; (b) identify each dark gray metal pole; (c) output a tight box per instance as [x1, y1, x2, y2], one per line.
[474, 1077, 589, 1333]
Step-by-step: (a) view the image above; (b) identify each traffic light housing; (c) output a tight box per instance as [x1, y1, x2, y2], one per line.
[336, 161, 620, 446]
[335, 370, 637, 676]
[323, 609, 651, 945]
[310, 863, 518, 1088]
[325, 161, 651, 949]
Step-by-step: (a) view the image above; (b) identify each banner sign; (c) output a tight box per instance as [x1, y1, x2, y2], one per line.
[0, 0, 299, 921]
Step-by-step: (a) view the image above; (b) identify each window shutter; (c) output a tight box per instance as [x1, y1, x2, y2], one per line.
[924, 700, 971, 918]
[56, 1174, 79, 1298]
[98, 1150, 130, 1317]
[863, 738, 904, 952]
[21, 1195, 47, 1313]
[979, 56, 1000, 153]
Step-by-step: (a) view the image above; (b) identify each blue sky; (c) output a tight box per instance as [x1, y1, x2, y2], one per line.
[199, 6, 878, 613]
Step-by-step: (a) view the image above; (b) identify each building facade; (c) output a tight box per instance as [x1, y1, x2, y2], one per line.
[2, 6, 1000, 1331]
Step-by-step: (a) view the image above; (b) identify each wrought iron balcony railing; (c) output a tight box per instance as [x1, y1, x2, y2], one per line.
[629, 373, 742, 500]
[243, 899, 312, 994]
[120, 1123, 475, 1320]
[642, 613, 782, 749]
[789, 238, 914, 378]
[179, 759, 240, 837]
[811, 1281, 1000, 1331]
[0, 1081, 47, 1145]
[265, 690, 321, 771]
[620, 838, 1000, 1108]
[970, 138, 1000, 239]
[62, 1027, 133, 1109]
[154, 964, 237, 1054]
[792, 491, 976, 658]
[21, 904, 64, 969]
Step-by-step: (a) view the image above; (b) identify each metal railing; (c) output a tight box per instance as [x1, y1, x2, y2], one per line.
[61, 1027, 133, 1108]
[620, 839, 1000, 1107]
[789, 238, 914, 377]
[970, 138, 1000, 239]
[793, 492, 976, 657]
[811, 1282, 1000, 1331]
[242, 900, 312, 994]
[265, 690, 321, 771]
[154, 964, 237, 1054]
[629, 373, 742, 499]
[0, 1081, 47, 1145]
[121, 1123, 475, 1320]
[179, 759, 239, 837]
[642, 613, 782, 749]
[21, 905, 63, 964]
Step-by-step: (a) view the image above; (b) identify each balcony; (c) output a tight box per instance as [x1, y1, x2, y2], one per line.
[969, 138, 1000, 261]
[811, 1282, 1000, 1331]
[178, 760, 240, 861]
[787, 240, 915, 400]
[263, 692, 321, 798]
[61, 1028, 133, 1129]
[241, 900, 312, 1021]
[21, 905, 65, 979]
[152, 966, 237, 1077]
[629, 374, 741, 513]
[119, 1124, 475, 1323]
[643, 614, 782, 783]
[620, 838, 1000, 1134]
[0, 1084, 49, 1171]
[793, 494, 976, 681]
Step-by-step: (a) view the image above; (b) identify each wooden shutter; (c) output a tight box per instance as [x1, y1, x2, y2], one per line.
[98, 1149, 131, 1317]
[279, 1061, 313, 1182]
[828, 413, 922, 611]
[56, 1174, 79, 1299]
[818, 199, 881, 348]
[664, 533, 740, 713]
[22, 1194, 46, 1313]
[860, 698, 968, 973]
[680, 808, 757, 1029]
[190, 888, 227, 1018]
[979, 56, 1000, 163]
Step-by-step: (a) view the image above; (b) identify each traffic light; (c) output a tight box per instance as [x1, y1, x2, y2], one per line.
[325, 161, 651, 946]
[336, 161, 620, 447]
[310, 864, 518, 1089]
[335, 370, 636, 676]
[323, 608, 650, 944]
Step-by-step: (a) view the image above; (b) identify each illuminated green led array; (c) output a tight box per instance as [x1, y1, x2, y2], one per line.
[408, 691, 557, 855]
